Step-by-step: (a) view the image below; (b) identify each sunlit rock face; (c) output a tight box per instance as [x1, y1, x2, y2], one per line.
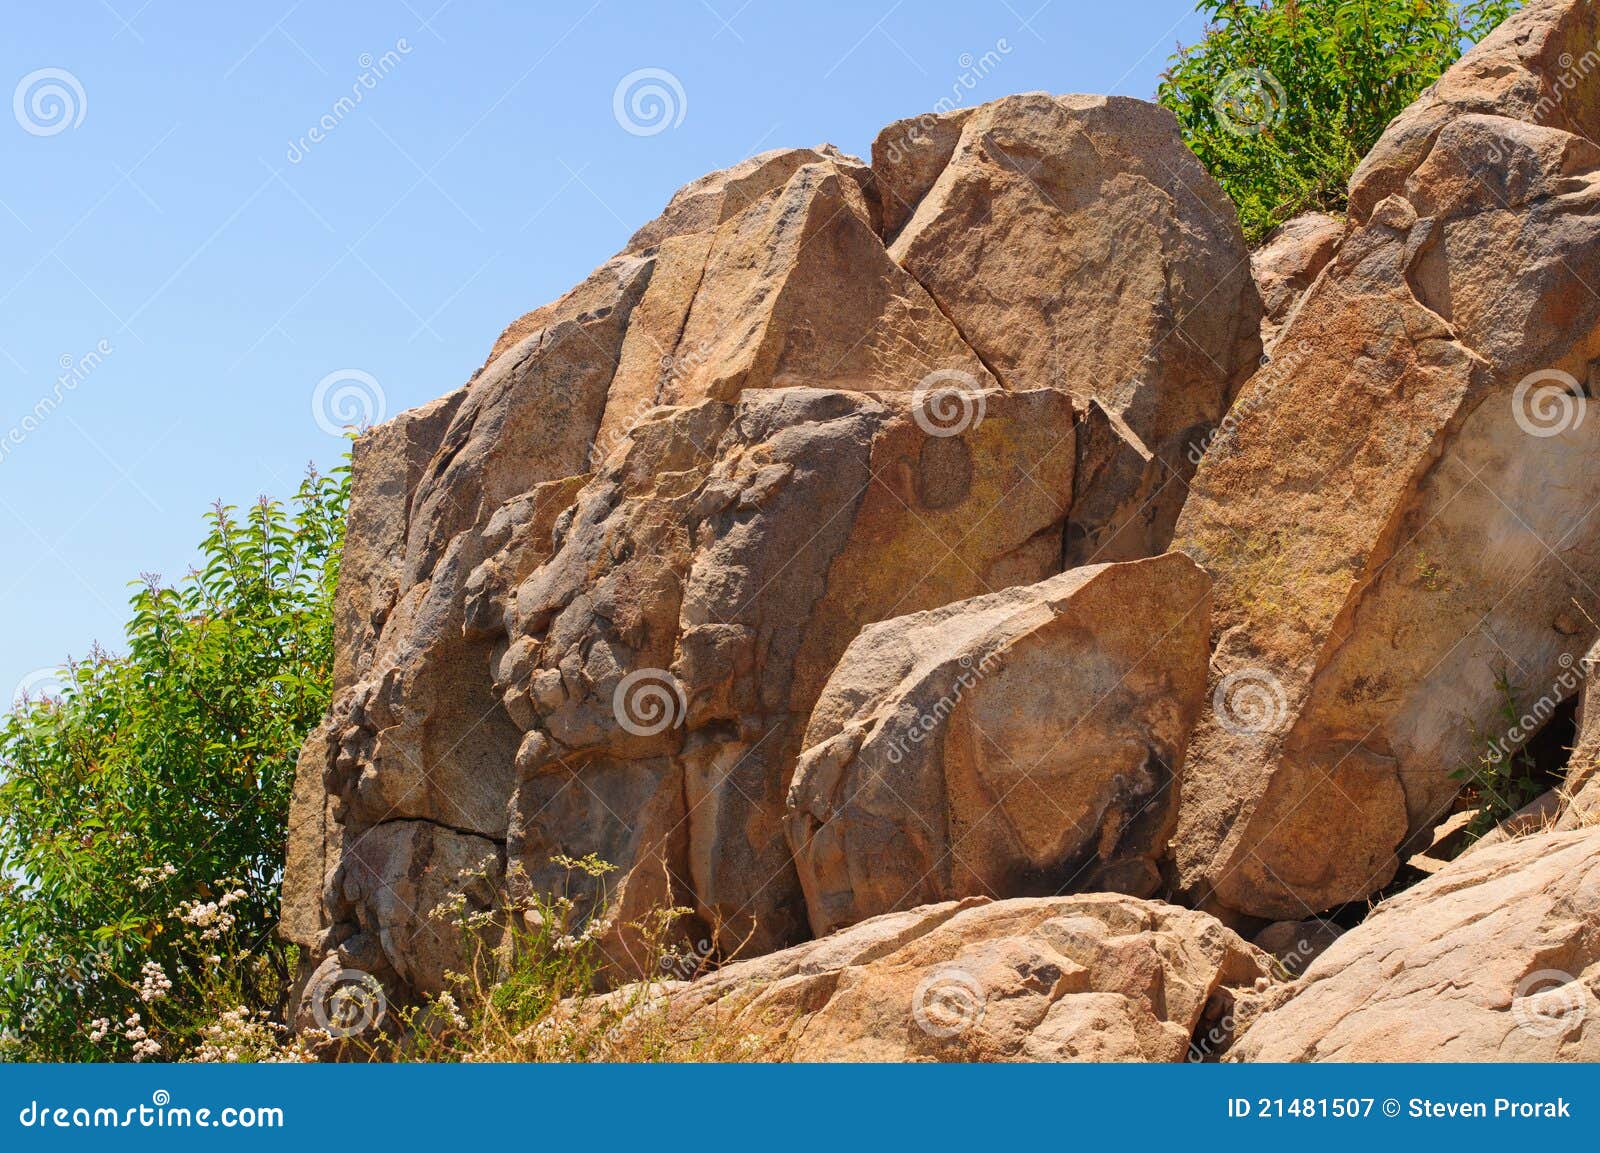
[281, 91, 1259, 994]
[1170, 0, 1600, 922]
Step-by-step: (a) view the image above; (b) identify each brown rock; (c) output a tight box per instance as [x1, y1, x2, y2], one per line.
[1251, 919, 1342, 979]
[1554, 639, 1600, 831]
[872, 107, 974, 239]
[606, 894, 1271, 1062]
[1230, 827, 1600, 1061]
[488, 387, 1079, 961]
[283, 91, 1264, 996]
[1250, 212, 1342, 350]
[786, 553, 1211, 936]
[1170, 0, 1600, 922]
[594, 153, 993, 460]
[885, 92, 1261, 494]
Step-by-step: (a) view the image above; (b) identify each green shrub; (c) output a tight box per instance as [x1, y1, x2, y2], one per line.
[1158, 0, 1519, 243]
[0, 464, 348, 1061]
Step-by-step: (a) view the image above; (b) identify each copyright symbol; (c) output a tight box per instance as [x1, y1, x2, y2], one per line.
[1382, 1099, 1400, 1117]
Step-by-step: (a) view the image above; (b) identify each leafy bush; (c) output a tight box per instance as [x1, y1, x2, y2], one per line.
[1159, 0, 1519, 243]
[0, 464, 348, 1061]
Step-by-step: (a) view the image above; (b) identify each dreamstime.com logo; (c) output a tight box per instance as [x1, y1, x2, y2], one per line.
[612, 668, 688, 737]
[18, 1090, 284, 1130]
[613, 68, 686, 136]
[912, 368, 986, 437]
[307, 966, 388, 1038]
[13, 67, 86, 136]
[12, 667, 69, 710]
[1212, 67, 1284, 137]
[312, 369, 386, 436]
[1212, 666, 1288, 735]
[911, 967, 986, 1038]
[1511, 368, 1586, 438]
[1511, 968, 1588, 1039]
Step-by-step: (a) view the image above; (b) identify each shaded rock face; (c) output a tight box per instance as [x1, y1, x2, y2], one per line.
[1169, 0, 1600, 922]
[283, 92, 1259, 993]
[786, 553, 1211, 936]
[609, 894, 1271, 1062]
[1231, 827, 1600, 1062]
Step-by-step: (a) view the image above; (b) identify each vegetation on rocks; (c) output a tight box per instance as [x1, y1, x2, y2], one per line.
[1159, 0, 1518, 242]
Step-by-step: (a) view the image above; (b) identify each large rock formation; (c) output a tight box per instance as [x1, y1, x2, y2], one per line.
[1231, 826, 1600, 1061]
[490, 385, 1079, 960]
[277, 1, 1600, 1066]
[1169, 0, 1600, 922]
[880, 94, 1259, 473]
[282, 92, 1260, 994]
[785, 553, 1211, 936]
[604, 893, 1271, 1062]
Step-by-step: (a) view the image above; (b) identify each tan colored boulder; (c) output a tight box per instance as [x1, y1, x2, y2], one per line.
[1170, 0, 1600, 922]
[872, 107, 974, 238]
[594, 154, 993, 461]
[1250, 212, 1342, 349]
[485, 387, 1078, 961]
[1230, 826, 1600, 1061]
[484, 145, 877, 368]
[607, 893, 1271, 1062]
[885, 92, 1261, 488]
[785, 553, 1211, 937]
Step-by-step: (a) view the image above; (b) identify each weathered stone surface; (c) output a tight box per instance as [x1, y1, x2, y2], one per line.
[1250, 212, 1342, 349]
[594, 153, 992, 461]
[486, 387, 1078, 961]
[885, 92, 1261, 491]
[1170, 0, 1600, 922]
[608, 894, 1271, 1062]
[872, 107, 974, 238]
[785, 553, 1211, 936]
[284, 89, 1265, 999]
[282, 255, 657, 991]
[1231, 827, 1600, 1061]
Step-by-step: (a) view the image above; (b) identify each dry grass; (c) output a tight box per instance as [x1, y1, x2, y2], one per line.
[317, 854, 770, 1064]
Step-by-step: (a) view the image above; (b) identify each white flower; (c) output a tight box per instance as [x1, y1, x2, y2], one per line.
[433, 991, 468, 1031]
[138, 960, 172, 1002]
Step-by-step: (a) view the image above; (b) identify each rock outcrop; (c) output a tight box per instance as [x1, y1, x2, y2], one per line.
[282, 92, 1259, 994]
[879, 94, 1261, 545]
[491, 386, 1079, 960]
[607, 893, 1271, 1062]
[786, 553, 1211, 936]
[1170, 0, 1600, 922]
[1231, 826, 1600, 1061]
[284, 2, 1600, 1057]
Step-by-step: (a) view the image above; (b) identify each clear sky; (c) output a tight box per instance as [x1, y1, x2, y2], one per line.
[0, 0, 1209, 704]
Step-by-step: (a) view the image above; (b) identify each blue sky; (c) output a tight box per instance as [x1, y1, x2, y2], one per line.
[0, 0, 1209, 704]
